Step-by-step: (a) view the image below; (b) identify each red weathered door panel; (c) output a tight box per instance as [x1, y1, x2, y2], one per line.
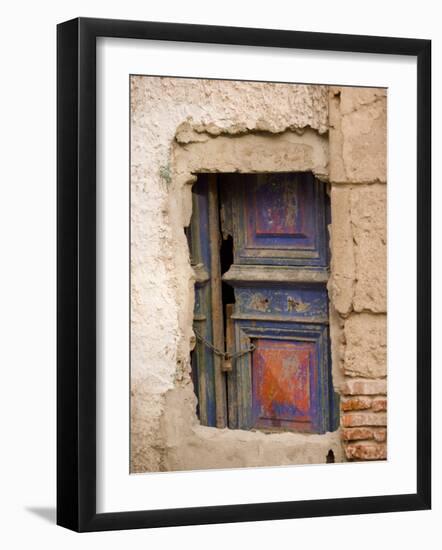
[252, 338, 315, 430]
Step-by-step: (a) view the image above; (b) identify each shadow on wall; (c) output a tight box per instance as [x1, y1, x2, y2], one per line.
[25, 506, 56, 524]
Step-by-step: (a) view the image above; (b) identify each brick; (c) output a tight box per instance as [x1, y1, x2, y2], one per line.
[342, 428, 374, 441]
[345, 443, 387, 461]
[342, 427, 387, 442]
[343, 314, 387, 378]
[341, 397, 372, 411]
[342, 413, 387, 427]
[373, 429, 387, 442]
[340, 379, 387, 396]
[372, 398, 387, 412]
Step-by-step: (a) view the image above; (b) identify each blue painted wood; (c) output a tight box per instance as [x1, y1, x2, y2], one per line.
[225, 173, 329, 267]
[190, 172, 339, 433]
[234, 285, 329, 323]
[229, 320, 331, 433]
[189, 177, 217, 427]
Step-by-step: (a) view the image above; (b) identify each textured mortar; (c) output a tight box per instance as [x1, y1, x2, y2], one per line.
[130, 76, 387, 472]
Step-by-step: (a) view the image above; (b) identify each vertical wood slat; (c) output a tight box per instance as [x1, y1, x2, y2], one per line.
[208, 175, 227, 428]
[224, 304, 235, 373]
[191, 181, 217, 426]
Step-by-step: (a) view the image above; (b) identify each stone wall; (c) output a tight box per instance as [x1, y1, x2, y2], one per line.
[328, 87, 387, 460]
[130, 77, 387, 472]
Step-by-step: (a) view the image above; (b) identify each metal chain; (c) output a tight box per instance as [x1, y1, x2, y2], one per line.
[193, 328, 255, 361]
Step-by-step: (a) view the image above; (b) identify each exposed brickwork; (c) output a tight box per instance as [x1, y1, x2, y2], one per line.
[341, 403, 387, 458]
[342, 427, 374, 441]
[341, 397, 372, 411]
[342, 413, 387, 428]
[372, 398, 387, 412]
[341, 379, 387, 396]
[342, 427, 387, 443]
[341, 401, 387, 461]
[373, 429, 387, 442]
[345, 444, 387, 461]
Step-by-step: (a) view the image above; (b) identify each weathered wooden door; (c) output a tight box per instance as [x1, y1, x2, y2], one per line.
[188, 173, 338, 433]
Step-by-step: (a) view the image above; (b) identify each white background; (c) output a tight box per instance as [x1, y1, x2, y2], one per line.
[0, 0, 440, 548]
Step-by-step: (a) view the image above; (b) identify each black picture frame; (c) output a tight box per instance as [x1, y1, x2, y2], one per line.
[57, 17, 431, 532]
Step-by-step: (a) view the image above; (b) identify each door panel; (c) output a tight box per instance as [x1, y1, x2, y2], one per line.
[234, 285, 329, 324]
[229, 321, 331, 433]
[224, 173, 329, 267]
[253, 338, 315, 428]
[188, 176, 217, 426]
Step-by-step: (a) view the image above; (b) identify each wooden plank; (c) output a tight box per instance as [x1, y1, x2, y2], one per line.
[222, 265, 329, 285]
[234, 322, 330, 433]
[190, 178, 216, 427]
[226, 304, 238, 428]
[208, 174, 227, 428]
[225, 173, 329, 267]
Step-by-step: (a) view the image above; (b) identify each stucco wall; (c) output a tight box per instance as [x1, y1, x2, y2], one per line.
[130, 77, 387, 472]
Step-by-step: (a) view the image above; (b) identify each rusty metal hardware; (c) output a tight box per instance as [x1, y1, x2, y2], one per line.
[222, 357, 233, 373]
[193, 327, 255, 371]
[224, 304, 235, 372]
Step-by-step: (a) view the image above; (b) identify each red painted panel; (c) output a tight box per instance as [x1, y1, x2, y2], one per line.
[246, 174, 315, 247]
[252, 338, 316, 430]
[254, 178, 299, 236]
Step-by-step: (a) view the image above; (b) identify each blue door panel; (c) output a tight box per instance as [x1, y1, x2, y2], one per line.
[223, 173, 329, 267]
[188, 177, 216, 426]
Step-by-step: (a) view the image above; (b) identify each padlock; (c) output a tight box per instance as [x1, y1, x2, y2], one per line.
[222, 354, 233, 372]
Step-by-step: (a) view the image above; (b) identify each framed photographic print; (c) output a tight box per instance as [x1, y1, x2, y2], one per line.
[57, 17, 431, 531]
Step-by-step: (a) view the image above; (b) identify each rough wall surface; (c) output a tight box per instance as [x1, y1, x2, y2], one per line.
[328, 87, 387, 461]
[130, 76, 387, 472]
